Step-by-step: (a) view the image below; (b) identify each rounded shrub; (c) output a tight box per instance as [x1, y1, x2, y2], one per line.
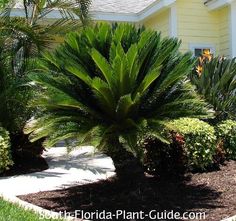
[167, 118, 217, 170]
[0, 127, 13, 173]
[216, 120, 236, 160]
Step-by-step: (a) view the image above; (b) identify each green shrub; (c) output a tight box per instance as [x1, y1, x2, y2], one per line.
[216, 120, 236, 159]
[0, 127, 13, 173]
[141, 134, 187, 177]
[167, 118, 217, 170]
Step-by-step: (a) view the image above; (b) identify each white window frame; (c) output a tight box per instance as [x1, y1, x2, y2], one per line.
[189, 43, 215, 57]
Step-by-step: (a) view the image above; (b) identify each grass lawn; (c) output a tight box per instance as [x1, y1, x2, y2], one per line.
[0, 198, 63, 221]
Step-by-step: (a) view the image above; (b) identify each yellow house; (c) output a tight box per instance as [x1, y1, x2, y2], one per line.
[89, 0, 236, 58]
[11, 0, 236, 57]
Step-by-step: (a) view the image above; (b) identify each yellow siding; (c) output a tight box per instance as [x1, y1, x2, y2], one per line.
[40, 2, 231, 57]
[219, 6, 230, 57]
[176, 0, 220, 55]
[143, 9, 169, 38]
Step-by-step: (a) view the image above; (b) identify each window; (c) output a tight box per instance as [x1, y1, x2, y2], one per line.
[194, 48, 211, 57]
[189, 44, 215, 57]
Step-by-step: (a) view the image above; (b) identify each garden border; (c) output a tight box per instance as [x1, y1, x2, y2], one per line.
[1, 192, 236, 221]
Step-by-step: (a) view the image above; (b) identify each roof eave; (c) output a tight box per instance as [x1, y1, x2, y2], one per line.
[205, 0, 236, 10]
[10, 0, 176, 22]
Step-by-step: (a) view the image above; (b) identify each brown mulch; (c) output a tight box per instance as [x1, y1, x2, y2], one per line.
[18, 161, 236, 221]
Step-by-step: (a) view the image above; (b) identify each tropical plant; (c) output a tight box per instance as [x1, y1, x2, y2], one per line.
[0, 0, 91, 75]
[0, 0, 9, 8]
[0, 127, 13, 173]
[166, 118, 217, 170]
[0, 0, 91, 161]
[0, 36, 42, 161]
[25, 23, 212, 179]
[191, 56, 236, 122]
[0, 38, 32, 133]
[216, 120, 236, 159]
[141, 133, 187, 177]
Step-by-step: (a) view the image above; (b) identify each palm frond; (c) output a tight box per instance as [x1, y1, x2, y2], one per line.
[26, 23, 212, 152]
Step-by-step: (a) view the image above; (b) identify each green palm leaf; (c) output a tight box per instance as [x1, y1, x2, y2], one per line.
[26, 23, 212, 157]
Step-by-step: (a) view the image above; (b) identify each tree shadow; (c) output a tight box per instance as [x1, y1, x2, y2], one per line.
[18, 175, 223, 221]
[32, 151, 115, 179]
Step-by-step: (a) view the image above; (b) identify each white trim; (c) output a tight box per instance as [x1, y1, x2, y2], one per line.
[138, 0, 176, 21]
[230, 1, 236, 58]
[205, 0, 236, 11]
[169, 3, 178, 37]
[189, 43, 216, 56]
[10, 0, 176, 22]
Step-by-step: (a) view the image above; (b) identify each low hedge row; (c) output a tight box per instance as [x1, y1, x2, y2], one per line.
[216, 120, 236, 160]
[166, 118, 217, 170]
[143, 118, 236, 175]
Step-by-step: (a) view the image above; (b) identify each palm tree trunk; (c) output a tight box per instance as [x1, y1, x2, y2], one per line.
[105, 136, 145, 180]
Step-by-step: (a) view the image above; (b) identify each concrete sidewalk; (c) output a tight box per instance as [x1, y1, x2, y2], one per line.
[0, 146, 115, 196]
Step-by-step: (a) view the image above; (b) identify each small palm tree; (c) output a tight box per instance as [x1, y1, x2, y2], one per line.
[0, 0, 91, 157]
[0, 0, 9, 8]
[191, 56, 236, 122]
[25, 23, 212, 178]
[0, 36, 33, 137]
[0, 0, 91, 75]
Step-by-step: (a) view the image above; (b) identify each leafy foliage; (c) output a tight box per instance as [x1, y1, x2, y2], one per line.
[0, 0, 8, 8]
[0, 35, 45, 159]
[166, 118, 217, 170]
[141, 134, 187, 177]
[216, 120, 236, 159]
[191, 57, 236, 121]
[0, 127, 13, 173]
[0, 0, 91, 75]
[0, 0, 91, 160]
[0, 38, 32, 133]
[25, 23, 212, 161]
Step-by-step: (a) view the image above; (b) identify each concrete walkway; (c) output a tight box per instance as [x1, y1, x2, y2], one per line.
[0, 146, 115, 196]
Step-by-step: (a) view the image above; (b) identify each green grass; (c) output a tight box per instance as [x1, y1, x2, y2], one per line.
[0, 198, 63, 221]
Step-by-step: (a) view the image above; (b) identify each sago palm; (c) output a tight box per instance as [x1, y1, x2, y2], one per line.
[191, 57, 236, 122]
[25, 23, 212, 178]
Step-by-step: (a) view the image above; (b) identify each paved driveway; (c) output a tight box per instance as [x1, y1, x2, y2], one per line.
[0, 146, 115, 196]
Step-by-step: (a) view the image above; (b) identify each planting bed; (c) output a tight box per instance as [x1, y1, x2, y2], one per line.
[18, 161, 236, 221]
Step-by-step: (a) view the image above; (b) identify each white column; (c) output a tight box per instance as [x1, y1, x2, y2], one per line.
[169, 3, 178, 38]
[230, 1, 236, 58]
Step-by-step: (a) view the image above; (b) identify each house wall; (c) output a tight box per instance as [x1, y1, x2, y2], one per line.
[141, 0, 231, 57]
[176, 0, 220, 55]
[41, 1, 232, 57]
[142, 9, 170, 38]
[218, 6, 230, 57]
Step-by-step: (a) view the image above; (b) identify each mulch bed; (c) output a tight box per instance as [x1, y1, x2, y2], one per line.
[18, 161, 236, 221]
